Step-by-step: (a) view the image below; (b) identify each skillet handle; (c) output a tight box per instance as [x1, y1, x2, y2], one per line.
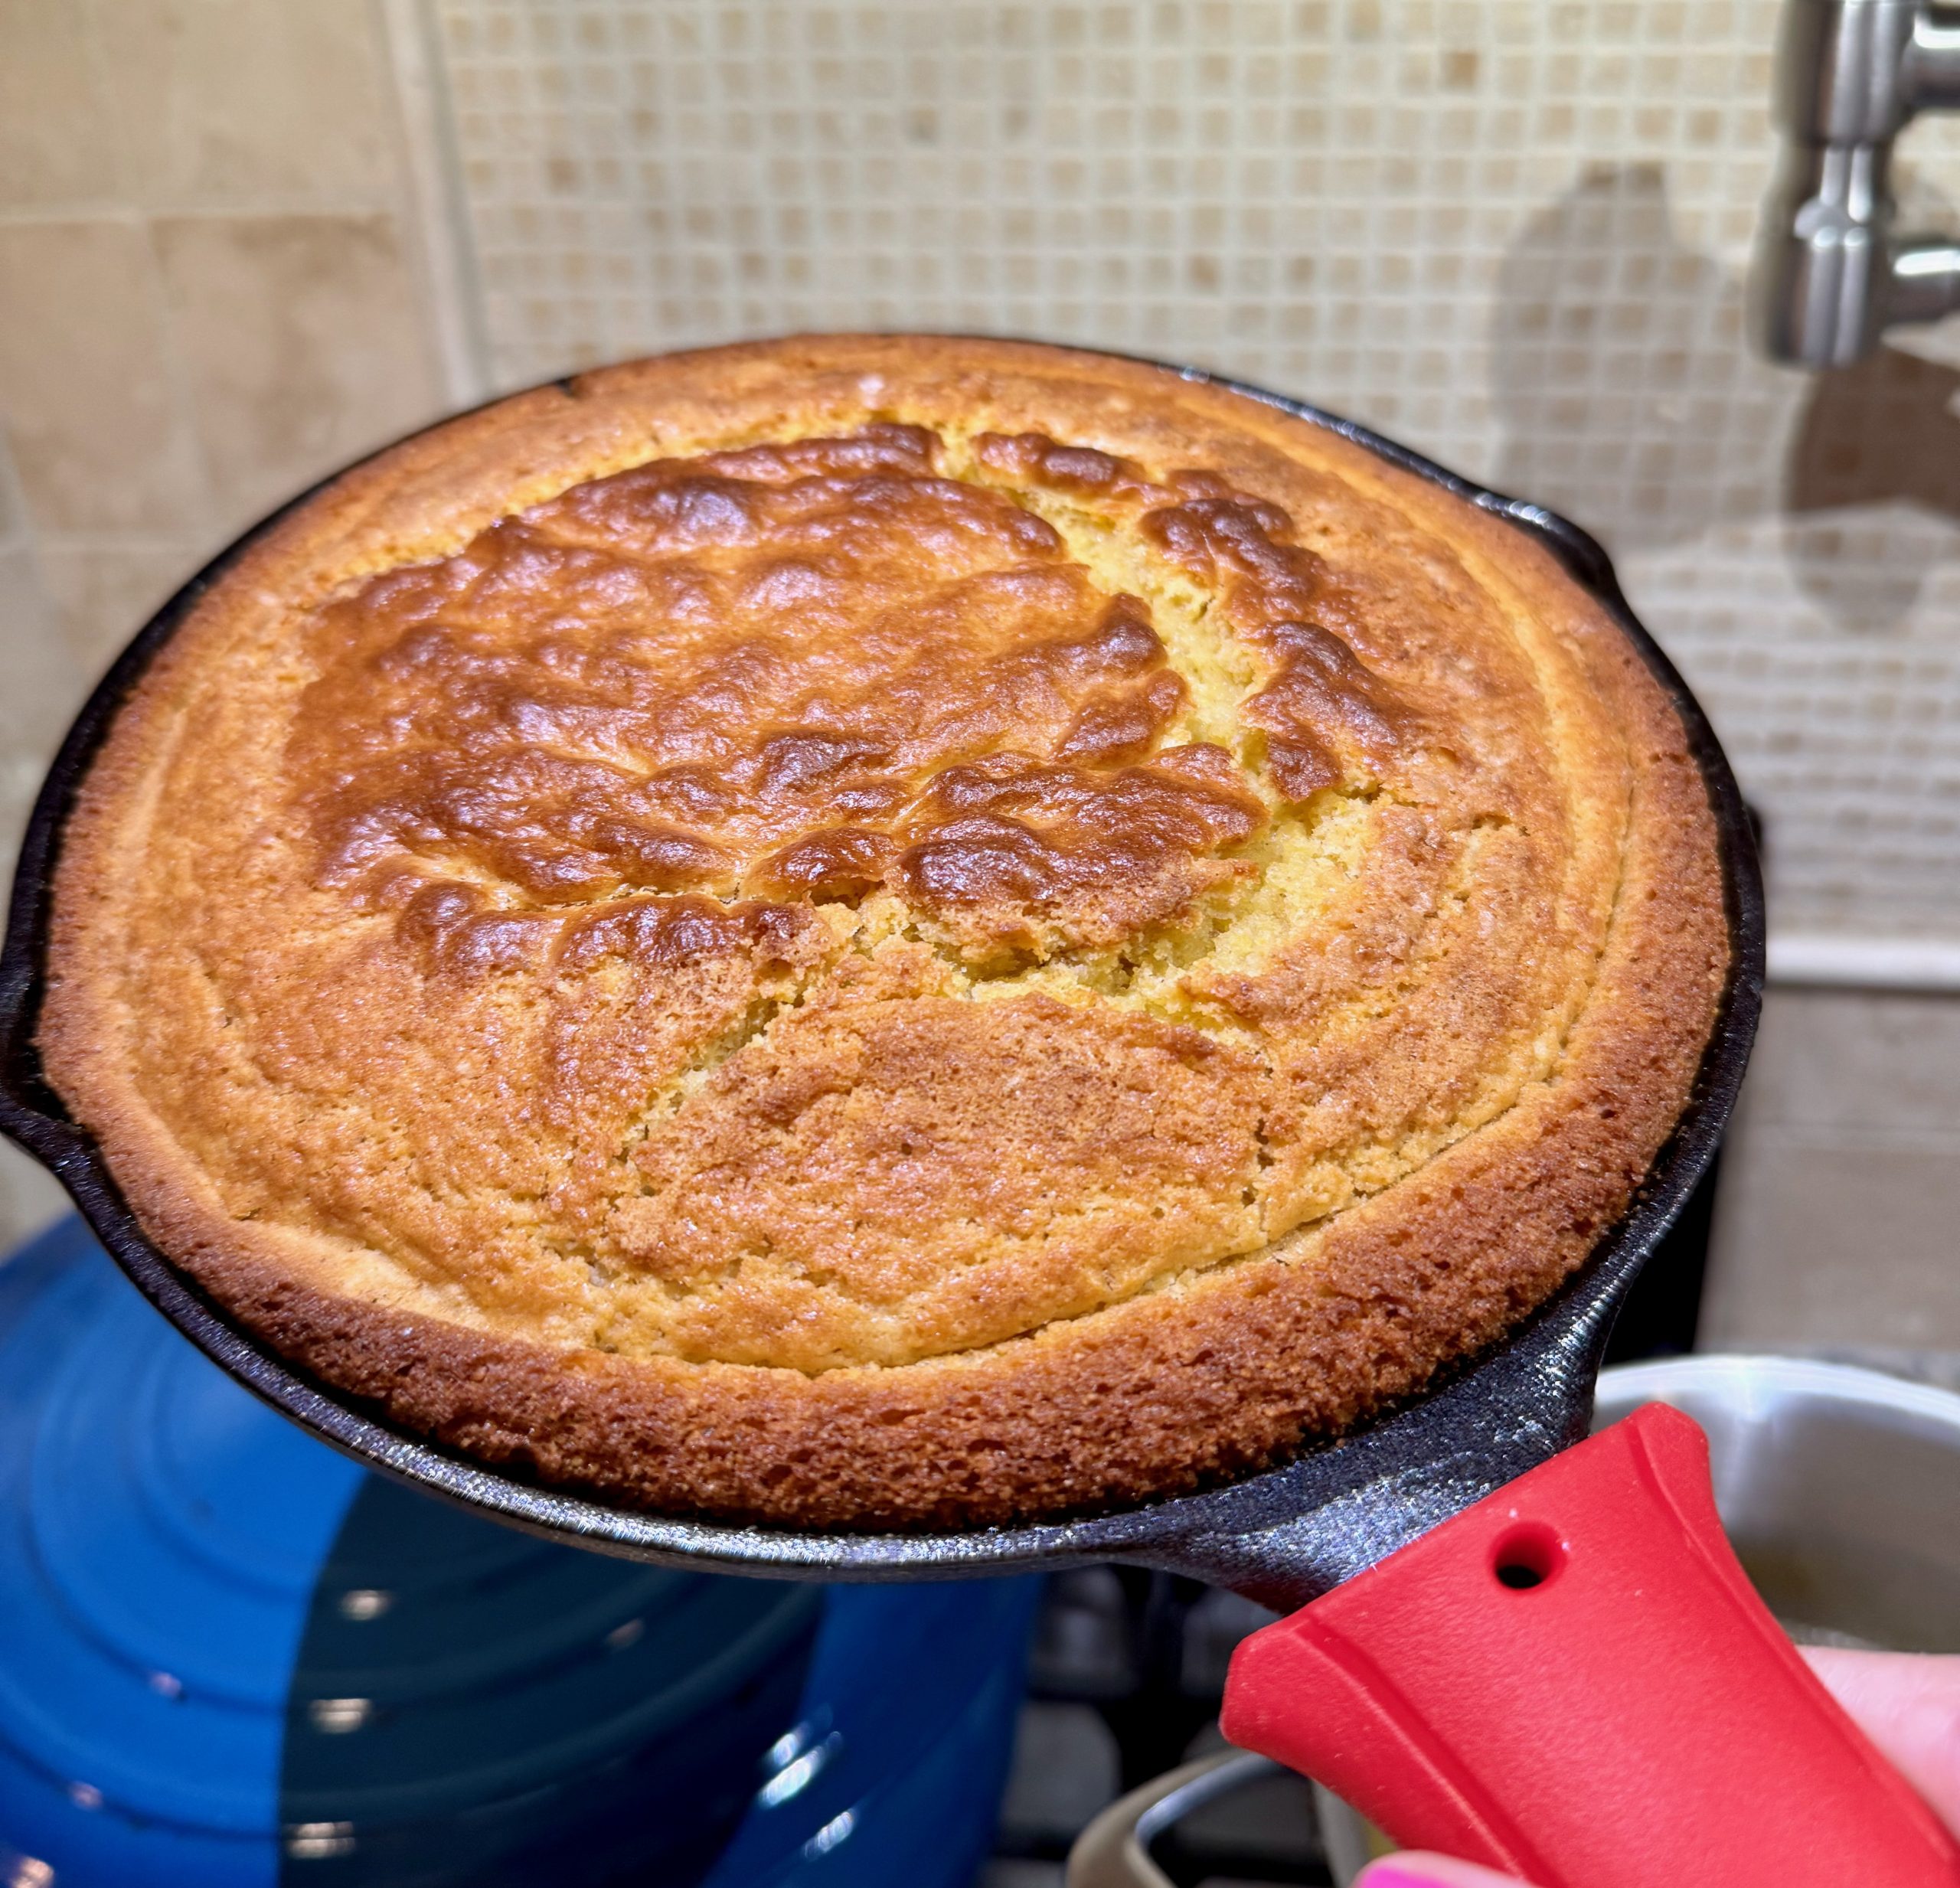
[1219, 1403, 1960, 1886]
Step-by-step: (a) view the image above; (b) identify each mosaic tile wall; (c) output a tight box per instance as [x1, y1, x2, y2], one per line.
[425, 0, 1960, 949]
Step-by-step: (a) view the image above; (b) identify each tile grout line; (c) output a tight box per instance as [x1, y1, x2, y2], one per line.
[374, 0, 493, 409]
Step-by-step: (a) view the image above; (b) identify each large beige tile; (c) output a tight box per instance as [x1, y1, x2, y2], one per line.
[0, 543, 87, 743]
[0, 544, 87, 880]
[0, 0, 120, 204]
[0, 219, 207, 532]
[0, 569, 87, 717]
[0, 431, 28, 547]
[0, 541, 54, 668]
[0, 1137, 71, 1251]
[0, 548, 92, 1253]
[38, 538, 211, 678]
[1736, 988, 1960, 1136]
[1704, 1129, 1960, 1349]
[154, 213, 443, 531]
[93, 0, 398, 209]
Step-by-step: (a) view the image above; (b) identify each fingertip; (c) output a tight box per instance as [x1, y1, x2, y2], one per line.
[1802, 1647, 1960, 1833]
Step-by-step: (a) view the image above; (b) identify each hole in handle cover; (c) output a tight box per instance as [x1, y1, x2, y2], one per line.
[1490, 1521, 1563, 1592]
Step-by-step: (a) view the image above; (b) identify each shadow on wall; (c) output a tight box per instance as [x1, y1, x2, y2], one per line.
[1489, 162, 1960, 632]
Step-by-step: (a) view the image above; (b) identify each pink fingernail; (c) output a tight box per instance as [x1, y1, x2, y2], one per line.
[1355, 1858, 1516, 1888]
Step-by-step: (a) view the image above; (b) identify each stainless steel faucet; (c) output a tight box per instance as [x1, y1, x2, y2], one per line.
[1757, 0, 1960, 362]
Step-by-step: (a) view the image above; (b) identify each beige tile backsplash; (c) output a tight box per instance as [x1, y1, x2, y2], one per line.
[0, 523, 87, 1243]
[1725, 986, 1960, 1137]
[1707, 989, 1960, 1352]
[420, 0, 1960, 950]
[97, 0, 406, 211]
[0, 219, 207, 534]
[0, 0, 1953, 1341]
[36, 541, 207, 680]
[0, 0, 122, 209]
[0, 0, 449, 1246]
[155, 212, 443, 533]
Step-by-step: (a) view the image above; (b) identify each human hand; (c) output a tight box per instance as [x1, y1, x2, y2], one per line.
[1353, 1648, 1960, 1886]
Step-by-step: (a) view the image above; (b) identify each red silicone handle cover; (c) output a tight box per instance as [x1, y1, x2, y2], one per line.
[1220, 1403, 1960, 1887]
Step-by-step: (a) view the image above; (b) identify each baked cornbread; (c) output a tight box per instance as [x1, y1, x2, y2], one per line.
[41, 336, 1728, 1527]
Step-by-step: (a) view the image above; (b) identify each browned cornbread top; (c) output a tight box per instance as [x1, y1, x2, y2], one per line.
[303, 422, 1282, 968]
[41, 337, 1727, 1524]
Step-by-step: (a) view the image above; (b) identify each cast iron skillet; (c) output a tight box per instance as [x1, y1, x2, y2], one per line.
[4, 355, 1943, 1886]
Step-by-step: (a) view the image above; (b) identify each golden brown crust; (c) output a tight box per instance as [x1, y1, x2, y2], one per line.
[39, 335, 1728, 1525]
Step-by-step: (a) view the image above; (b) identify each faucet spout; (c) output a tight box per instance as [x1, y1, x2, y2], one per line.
[1755, 0, 1960, 363]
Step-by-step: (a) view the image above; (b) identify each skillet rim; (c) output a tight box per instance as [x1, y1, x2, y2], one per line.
[0, 345, 1766, 1580]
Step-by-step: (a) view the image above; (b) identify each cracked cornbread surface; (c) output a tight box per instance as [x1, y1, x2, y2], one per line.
[41, 337, 1728, 1524]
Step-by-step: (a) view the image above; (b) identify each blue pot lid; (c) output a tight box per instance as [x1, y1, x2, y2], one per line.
[0, 1219, 1038, 1888]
